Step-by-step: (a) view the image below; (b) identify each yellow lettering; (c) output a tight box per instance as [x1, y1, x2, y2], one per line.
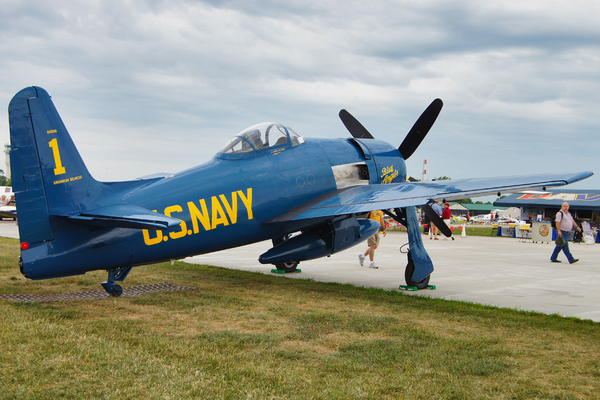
[143, 210, 164, 245]
[238, 188, 253, 220]
[381, 165, 398, 179]
[47, 129, 57, 134]
[143, 229, 163, 245]
[211, 196, 229, 229]
[144, 188, 255, 247]
[219, 192, 238, 224]
[188, 199, 211, 233]
[382, 169, 399, 184]
[164, 205, 188, 239]
[48, 138, 66, 175]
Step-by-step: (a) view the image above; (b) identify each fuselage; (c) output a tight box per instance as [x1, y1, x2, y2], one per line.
[21, 133, 406, 280]
[10, 87, 594, 292]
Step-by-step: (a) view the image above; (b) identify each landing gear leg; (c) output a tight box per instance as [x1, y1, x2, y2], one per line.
[101, 266, 133, 297]
[404, 250, 430, 289]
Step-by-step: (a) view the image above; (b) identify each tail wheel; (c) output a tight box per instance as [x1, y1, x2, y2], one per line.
[110, 284, 123, 297]
[404, 250, 430, 289]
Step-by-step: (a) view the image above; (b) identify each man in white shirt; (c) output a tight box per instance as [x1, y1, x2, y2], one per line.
[550, 202, 582, 264]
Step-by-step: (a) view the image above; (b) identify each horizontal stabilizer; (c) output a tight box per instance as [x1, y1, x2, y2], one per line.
[62, 205, 182, 230]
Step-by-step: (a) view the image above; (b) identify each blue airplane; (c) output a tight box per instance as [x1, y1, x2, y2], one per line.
[8, 86, 592, 296]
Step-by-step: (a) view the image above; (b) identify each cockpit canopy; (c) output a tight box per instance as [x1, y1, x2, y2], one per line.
[219, 122, 305, 154]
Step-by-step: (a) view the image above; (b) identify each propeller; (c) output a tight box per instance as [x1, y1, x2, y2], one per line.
[339, 98, 443, 160]
[339, 109, 375, 139]
[422, 203, 453, 238]
[398, 98, 443, 160]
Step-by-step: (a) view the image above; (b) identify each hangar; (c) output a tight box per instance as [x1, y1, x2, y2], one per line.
[494, 189, 600, 226]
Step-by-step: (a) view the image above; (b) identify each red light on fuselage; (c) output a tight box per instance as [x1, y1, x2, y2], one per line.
[21, 242, 29, 250]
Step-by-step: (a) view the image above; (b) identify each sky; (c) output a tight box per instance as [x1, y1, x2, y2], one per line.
[1, 0, 599, 195]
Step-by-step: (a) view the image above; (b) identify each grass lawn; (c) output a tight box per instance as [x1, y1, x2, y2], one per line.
[390, 224, 497, 236]
[0, 236, 598, 399]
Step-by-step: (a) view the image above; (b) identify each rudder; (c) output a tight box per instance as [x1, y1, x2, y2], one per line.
[9, 86, 93, 244]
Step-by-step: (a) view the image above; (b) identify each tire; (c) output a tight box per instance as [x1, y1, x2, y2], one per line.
[274, 261, 299, 273]
[110, 284, 123, 297]
[272, 235, 300, 272]
[404, 250, 430, 289]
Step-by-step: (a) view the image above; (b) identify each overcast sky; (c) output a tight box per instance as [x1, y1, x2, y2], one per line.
[1, 0, 598, 193]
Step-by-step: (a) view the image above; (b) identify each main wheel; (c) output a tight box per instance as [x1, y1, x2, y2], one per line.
[272, 235, 300, 272]
[404, 251, 430, 289]
[274, 261, 299, 273]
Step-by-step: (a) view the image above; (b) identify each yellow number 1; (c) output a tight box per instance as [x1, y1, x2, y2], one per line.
[48, 138, 66, 175]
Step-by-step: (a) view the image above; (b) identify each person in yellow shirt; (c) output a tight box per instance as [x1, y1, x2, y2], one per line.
[358, 210, 387, 269]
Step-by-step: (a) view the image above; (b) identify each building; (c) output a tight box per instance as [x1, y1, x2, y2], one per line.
[494, 190, 600, 225]
[448, 203, 519, 218]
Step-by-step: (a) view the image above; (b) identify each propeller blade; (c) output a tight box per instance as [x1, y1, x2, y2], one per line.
[398, 98, 443, 160]
[422, 203, 452, 238]
[339, 109, 375, 139]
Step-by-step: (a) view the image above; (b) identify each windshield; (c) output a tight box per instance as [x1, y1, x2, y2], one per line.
[219, 122, 305, 154]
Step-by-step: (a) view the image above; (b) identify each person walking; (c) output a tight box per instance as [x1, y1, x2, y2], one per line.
[429, 201, 443, 240]
[358, 210, 387, 269]
[550, 202, 582, 264]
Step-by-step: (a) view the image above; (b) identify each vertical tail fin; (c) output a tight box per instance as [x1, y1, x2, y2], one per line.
[9, 86, 93, 244]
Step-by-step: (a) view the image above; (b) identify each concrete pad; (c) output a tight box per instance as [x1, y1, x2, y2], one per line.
[185, 231, 600, 322]
[0, 219, 19, 239]
[1, 220, 598, 322]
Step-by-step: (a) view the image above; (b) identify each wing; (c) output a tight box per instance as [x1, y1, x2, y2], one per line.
[268, 171, 593, 222]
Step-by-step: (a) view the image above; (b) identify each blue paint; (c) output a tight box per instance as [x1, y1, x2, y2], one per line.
[405, 206, 434, 281]
[8, 86, 593, 289]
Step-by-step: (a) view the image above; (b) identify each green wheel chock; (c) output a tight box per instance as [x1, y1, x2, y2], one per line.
[271, 269, 302, 274]
[399, 285, 418, 291]
[399, 284, 437, 291]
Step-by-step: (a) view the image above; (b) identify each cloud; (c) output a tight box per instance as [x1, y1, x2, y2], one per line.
[0, 0, 598, 190]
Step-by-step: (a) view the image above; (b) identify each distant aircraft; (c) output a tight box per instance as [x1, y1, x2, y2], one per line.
[8, 87, 592, 295]
[471, 214, 493, 223]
